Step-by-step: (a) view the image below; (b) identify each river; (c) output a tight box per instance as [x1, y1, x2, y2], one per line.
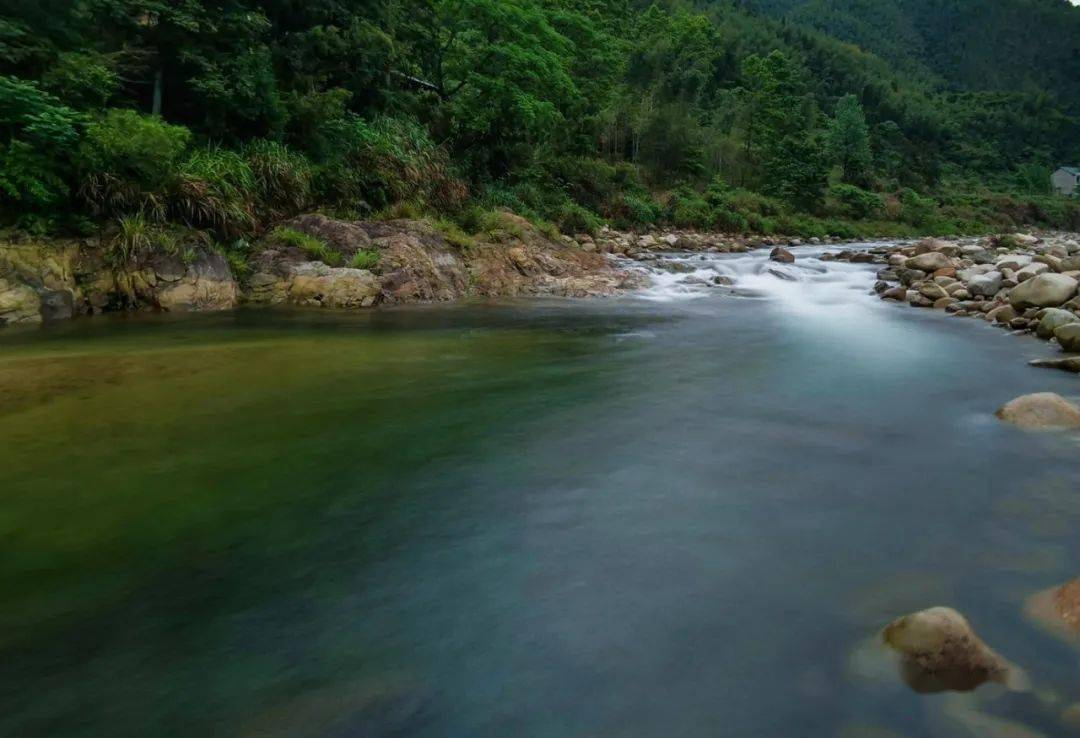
[1, 245, 1078, 737]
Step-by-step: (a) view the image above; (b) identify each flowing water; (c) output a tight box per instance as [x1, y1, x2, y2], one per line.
[1, 246, 1078, 738]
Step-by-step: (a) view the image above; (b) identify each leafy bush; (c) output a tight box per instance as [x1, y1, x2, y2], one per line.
[898, 188, 939, 228]
[555, 202, 602, 235]
[77, 109, 191, 218]
[0, 76, 84, 211]
[828, 184, 885, 220]
[611, 193, 662, 229]
[0, 141, 68, 209]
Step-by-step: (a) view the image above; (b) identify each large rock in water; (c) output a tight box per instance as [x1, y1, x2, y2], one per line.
[769, 247, 795, 263]
[1009, 273, 1078, 309]
[882, 607, 1025, 693]
[1036, 308, 1080, 339]
[1054, 322, 1080, 352]
[905, 251, 952, 272]
[996, 392, 1080, 429]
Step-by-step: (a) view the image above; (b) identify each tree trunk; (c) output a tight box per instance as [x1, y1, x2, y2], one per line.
[152, 68, 163, 116]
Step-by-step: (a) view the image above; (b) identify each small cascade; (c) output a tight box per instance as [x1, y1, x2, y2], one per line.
[617, 246, 886, 312]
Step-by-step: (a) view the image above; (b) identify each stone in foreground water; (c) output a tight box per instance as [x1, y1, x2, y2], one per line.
[882, 607, 1026, 693]
[995, 393, 1080, 430]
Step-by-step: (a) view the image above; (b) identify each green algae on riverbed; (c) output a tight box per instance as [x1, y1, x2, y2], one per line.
[0, 311, 615, 653]
[2, 267, 1079, 738]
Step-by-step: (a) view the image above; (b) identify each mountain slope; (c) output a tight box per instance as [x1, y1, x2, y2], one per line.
[740, 0, 1080, 108]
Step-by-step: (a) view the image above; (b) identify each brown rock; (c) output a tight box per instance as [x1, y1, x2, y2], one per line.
[769, 247, 795, 263]
[882, 607, 1025, 693]
[996, 392, 1080, 430]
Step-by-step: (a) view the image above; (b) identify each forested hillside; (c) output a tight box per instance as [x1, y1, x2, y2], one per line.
[0, 0, 1078, 248]
[741, 0, 1080, 111]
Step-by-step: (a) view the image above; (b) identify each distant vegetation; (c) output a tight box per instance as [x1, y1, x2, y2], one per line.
[0, 0, 1078, 243]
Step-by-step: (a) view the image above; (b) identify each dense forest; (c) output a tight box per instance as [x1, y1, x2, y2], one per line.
[1, 0, 1078, 249]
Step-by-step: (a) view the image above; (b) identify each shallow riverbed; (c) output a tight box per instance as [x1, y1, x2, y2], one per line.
[1, 246, 1078, 738]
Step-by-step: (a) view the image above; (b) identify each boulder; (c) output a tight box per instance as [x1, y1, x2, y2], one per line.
[1009, 273, 1078, 309]
[987, 304, 1017, 324]
[882, 607, 1024, 693]
[957, 264, 996, 282]
[769, 247, 795, 263]
[898, 268, 927, 286]
[967, 271, 1003, 298]
[288, 263, 380, 308]
[1054, 322, 1080, 352]
[1016, 262, 1050, 282]
[0, 278, 41, 324]
[881, 286, 907, 301]
[997, 254, 1032, 271]
[153, 251, 238, 312]
[1059, 255, 1080, 272]
[1035, 308, 1080, 339]
[905, 252, 952, 272]
[996, 392, 1080, 430]
[39, 288, 73, 322]
[916, 281, 950, 301]
[907, 291, 933, 308]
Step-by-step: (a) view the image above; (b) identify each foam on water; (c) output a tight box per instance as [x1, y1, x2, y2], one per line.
[619, 245, 887, 309]
[618, 243, 927, 363]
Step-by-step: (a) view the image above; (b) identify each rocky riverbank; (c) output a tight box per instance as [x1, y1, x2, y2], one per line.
[869, 231, 1080, 374]
[0, 213, 652, 327]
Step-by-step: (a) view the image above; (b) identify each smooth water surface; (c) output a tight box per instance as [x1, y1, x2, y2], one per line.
[1, 247, 1078, 738]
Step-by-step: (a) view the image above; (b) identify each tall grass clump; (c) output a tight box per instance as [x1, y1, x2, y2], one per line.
[243, 140, 312, 219]
[172, 147, 257, 236]
[273, 226, 341, 266]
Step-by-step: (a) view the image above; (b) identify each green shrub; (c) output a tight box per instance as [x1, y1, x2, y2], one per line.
[350, 248, 380, 270]
[616, 193, 662, 228]
[555, 202, 602, 235]
[828, 183, 885, 220]
[0, 141, 68, 209]
[77, 109, 190, 218]
[0, 76, 84, 211]
[898, 188, 939, 228]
